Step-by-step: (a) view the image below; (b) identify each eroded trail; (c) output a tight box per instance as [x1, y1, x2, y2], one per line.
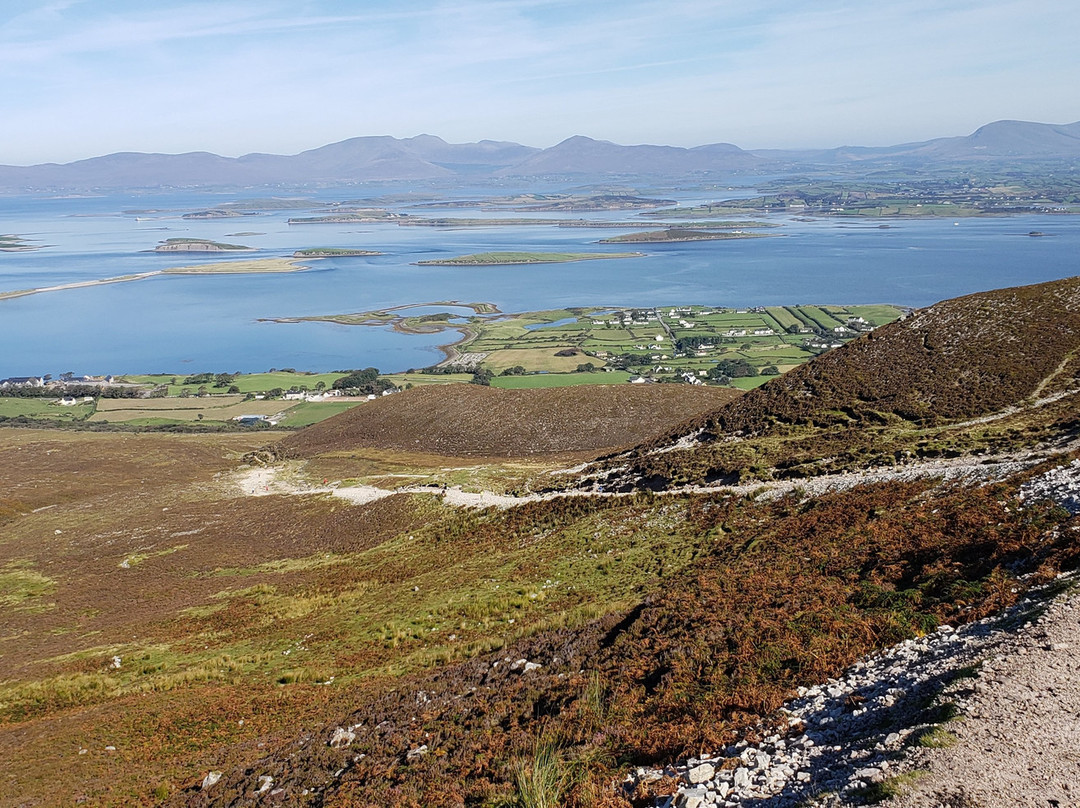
[233, 439, 1077, 511]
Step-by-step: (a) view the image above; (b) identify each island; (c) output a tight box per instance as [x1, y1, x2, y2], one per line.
[599, 228, 770, 243]
[287, 208, 401, 224]
[0, 235, 43, 252]
[496, 194, 677, 212]
[153, 238, 254, 253]
[414, 251, 642, 266]
[292, 248, 382, 257]
[181, 209, 253, 220]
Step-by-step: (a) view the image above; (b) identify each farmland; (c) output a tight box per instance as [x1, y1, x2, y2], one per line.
[0, 302, 904, 432]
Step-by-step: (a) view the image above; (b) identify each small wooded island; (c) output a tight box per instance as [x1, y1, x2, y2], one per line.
[292, 248, 382, 257]
[414, 251, 642, 266]
[153, 238, 254, 252]
[599, 228, 769, 243]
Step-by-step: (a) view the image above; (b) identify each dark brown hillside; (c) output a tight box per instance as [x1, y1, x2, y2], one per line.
[604, 276, 1080, 486]
[280, 383, 741, 459]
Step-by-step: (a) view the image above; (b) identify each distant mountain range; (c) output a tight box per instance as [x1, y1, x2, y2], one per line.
[1, 119, 1078, 192]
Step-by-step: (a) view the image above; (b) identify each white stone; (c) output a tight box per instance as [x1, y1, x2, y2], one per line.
[329, 727, 355, 748]
[685, 763, 715, 784]
[201, 771, 222, 790]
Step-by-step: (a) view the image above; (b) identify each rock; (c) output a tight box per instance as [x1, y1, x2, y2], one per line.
[329, 727, 355, 748]
[406, 744, 428, 760]
[256, 775, 273, 794]
[734, 767, 751, 789]
[685, 762, 715, 784]
[676, 787, 708, 808]
[201, 771, 222, 790]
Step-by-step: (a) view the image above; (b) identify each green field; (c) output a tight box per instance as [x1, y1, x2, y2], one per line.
[119, 371, 348, 396]
[0, 397, 94, 421]
[490, 371, 632, 388]
[273, 400, 362, 427]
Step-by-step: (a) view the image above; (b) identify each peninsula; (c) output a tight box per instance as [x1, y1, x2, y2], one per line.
[0, 258, 311, 301]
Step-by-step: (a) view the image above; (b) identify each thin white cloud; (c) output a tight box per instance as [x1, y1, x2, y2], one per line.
[1, 0, 1077, 163]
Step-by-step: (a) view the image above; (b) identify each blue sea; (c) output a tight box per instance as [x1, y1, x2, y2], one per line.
[1, 186, 1078, 377]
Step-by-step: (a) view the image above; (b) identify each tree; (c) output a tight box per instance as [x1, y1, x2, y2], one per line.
[470, 368, 494, 386]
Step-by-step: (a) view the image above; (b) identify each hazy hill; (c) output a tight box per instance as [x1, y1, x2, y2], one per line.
[2, 119, 1079, 191]
[0, 134, 537, 191]
[495, 135, 761, 176]
[753, 119, 1080, 164]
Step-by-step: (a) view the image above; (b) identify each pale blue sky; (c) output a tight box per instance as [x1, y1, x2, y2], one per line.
[1, 0, 1076, 164]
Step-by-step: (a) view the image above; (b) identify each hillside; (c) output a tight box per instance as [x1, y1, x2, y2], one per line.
[596, 276, 1080, 487]
[280, 382, 742, 459]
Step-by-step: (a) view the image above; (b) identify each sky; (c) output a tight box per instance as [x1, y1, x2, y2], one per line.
[1, 0, 1077, 165]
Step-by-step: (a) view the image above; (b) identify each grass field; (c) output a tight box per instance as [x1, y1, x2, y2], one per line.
[89, 396, 289, 423]
[0, 397, 94, 421]
[119, 371, 348, 396]
[490, 371, 632, 388]
[483, 347, 591, 373]
[273, 400, 361, 427]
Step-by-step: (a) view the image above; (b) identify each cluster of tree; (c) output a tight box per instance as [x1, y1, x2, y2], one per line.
[331, 367, 396, 396]
[674, 335, 716, 353]
[418, 365, 472, 375]
[2, 384, 139, 399]
[182, 372, 239, 388]
[575, 362, 598, 373]
[707, 358, 758, 383]
[499, 366, 527, 376]
[470, 368, 495, 386]
[608, 353, 653, 369]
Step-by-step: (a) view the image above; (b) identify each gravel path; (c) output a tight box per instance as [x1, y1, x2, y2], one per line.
[623, 574, 1080, 808]
[885, 585, 1080, 808]
[624, 459, 1080, 808]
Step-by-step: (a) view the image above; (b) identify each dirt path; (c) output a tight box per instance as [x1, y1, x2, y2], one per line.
[234, 442, 1076, 512]
[883, 583, 1080, 808]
